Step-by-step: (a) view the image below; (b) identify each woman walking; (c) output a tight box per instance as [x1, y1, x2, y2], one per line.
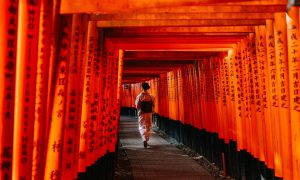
[135, 82, 155, 148]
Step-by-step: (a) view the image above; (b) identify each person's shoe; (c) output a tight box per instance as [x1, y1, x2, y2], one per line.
[143, 141, 147, 148]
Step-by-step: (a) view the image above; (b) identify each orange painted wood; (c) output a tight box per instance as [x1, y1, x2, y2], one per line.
[0, 1, 18, 179]
[235, 42, 246, 151]
[13, 1, 41, 179]
[32, 0, 54, 179]
[60, 2, 285, 14]
[78, 21, 97, 173]
[286, 7, 300, 179]
[254, 27, 267, 162]
[266, 19, 282, 177]
[97, 19, 266, 28]
[107, 27, 256, 36]
[240, 36, 251, 155]
[60, 14, 88, 180]
[44, 0, 61, 158]
[228, 48, 238, 141]
[274, 12, 293, 180]
[115, 42, 233, 51]
[227, 49, 237, 141]
[212, 58, 222, 134]
[98, 32, 109, 158]
[109, 43, 121, 152]
[43, 15, 72, 180]
[90, 12, 274, 21]
[256, 25, 274, 169]
[124, 51, 221, 61]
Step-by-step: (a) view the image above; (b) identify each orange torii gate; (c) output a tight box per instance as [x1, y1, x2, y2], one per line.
[2, 0, 300, 180]
[120, 7, 300, 180]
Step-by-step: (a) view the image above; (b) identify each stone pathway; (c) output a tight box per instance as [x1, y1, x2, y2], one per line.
[119, 116, 215, 180]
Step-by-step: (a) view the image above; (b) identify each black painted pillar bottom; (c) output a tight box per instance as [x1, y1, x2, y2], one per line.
[77, 151, 116, 180]
[153, 114, 283, 180]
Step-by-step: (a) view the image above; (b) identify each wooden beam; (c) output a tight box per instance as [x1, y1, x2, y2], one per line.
[123, 67, 176, 71]
[122, 80, 146, 84]
[122, 76, 157, 79]
[123, 73, 161, 76]
[90, 12, 274, 21]
[219, 0, 287, 5]
[122, 78, 156, 83]
[123, 74, 160, 78]
[116, 42, 233, 50]
[122, 81, 142, 84]
[123, 73, 166, 77]
[104, 27, 254, 37]
[108, 32, 250, 37]
[124, 60, 195, 67]
[97, 19, 266, 27]
[123, 69, 170, 74]
[123, 65, 185, 68]
[60, 1, 286, 14]
[110, 36, 237, 50]
[133, 5, 286, 13]
[124, 51, 221, 60]
[111, 37, 243, 51]
[105, 26, 255, 34]
[112, 36, 243, 44]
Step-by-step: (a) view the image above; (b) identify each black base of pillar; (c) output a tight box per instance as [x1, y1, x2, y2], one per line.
[77, 151, 116, 180]
[153, 114, 283, 180]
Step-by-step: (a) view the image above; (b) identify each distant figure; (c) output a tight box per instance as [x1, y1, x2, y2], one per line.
[135, 82, 155, 148]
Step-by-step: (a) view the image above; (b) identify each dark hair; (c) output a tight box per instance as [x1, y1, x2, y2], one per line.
[141, 82, 150, 90]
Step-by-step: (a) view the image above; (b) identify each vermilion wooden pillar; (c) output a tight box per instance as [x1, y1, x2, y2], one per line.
[274, 12, 294, 180]
[201, 59, 208, 130]
[221, 55, 230, 142]
[238, 38, 246, 153]
[192, 64, 201, 130]
[61, 14, 88, 180]
[78, 21, 97, 173]
[177, 69, 185, 124]
[266, 19, 282, 177]
[13, 1, 41, 179]
[87, 20, 99, 167]
[108, 41, 121, 152]
[227, 48, 236, 141]
[32, 0, 58, 179]
[232, 43, 244, 151]
[246, 36, 253, 154]
[286, 7, 300, 179]
[218, 56, 226, 140]
[0, 1, 19, 179]
[167, 72, 174, 120]
[254, 26, 267, 163]
[227, 48, 237, 141]
[212, 57, 222, 134]
[192, 62, 201, 129]
[159, 74, 169, 118]
[274, 12, 293, 180]
[44, 15, 72, 180]
[224, 54, 235, 141]
[256, 25, 275, 169]
[45, 0, 61, 151]
[111, 47, 123, 151]
[99, 38, 109, 158]
[94, 29, 104, 168]
[115, 49, 124, 133]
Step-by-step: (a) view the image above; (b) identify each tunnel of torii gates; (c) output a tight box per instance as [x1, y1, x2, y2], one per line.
[3, 0, 300, 180]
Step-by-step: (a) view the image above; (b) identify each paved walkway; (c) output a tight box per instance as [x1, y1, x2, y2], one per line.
[119, 116, 215, 180]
